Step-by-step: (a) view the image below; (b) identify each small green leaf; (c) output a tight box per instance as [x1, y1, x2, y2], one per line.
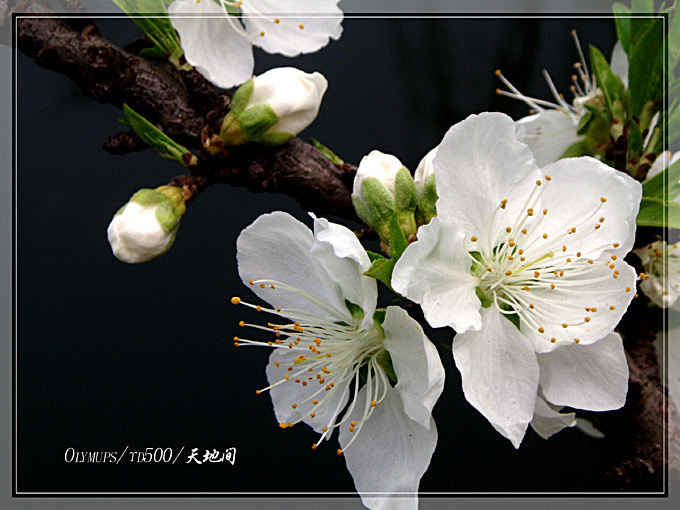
[589, 45, 626, 118]
[123, 104, 197, 166]
[388, 214, 408, 261]
[628, 17, 663, 115]
[613, 2, 632, 53]
[310, 139, 344, 166]
[637, 196, 680, 227]
[366, 251, 386, 263]
[364, 257, 396, 289]
[113, 0, 185, 70]
[643, 157, 680, 201]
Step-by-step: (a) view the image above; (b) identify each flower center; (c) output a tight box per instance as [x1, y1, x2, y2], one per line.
[466, 177, 629, 345]
[231, 280, 389, 454]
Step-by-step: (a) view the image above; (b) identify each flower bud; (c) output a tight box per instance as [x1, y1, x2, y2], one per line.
[351, 150, 417, 241]
[220, 67, 328, 146]
[414, 147, 438, 226]
[107, 185, 186, 264]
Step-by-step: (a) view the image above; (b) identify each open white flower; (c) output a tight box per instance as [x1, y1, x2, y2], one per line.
[169, 0, 343, 88]
[392, 112, 640, 447]
[634, 241, 680, 310]
[497, 35, 628, 167]
[232, 211, 444, 509]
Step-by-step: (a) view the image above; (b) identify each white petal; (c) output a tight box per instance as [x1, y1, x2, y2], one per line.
[311, 215, 378, 327]
[266, 348, 350, 434]
[242, 0, 343, 57]
[530, 395, 576, 440]
[433, 112, 542, 237]
[537, 332, 628, 411]
[538, 156, 642, 257]
[452, 307, 540, 448]
[353, 150, 404, 197]
[610, 40, 629, 88]
[392, 217, 482, 333]
[382, 306, 445, 428]
[339, 387, 437, 510]
[236, 212, 349, 320]
[516, 110, 582, 167]
[414, 147, 437, 188]
[169, 0, 255, 88]
[520, 256, 637, 353]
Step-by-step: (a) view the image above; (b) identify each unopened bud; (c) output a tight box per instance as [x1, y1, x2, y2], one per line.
[414, 147, 438, 226]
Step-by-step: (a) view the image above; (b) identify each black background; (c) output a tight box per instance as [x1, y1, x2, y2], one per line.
[16, 15, 647, 494]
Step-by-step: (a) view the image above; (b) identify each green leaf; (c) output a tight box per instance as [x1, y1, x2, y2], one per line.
[589, 45, 626, 117]
[388, 214, 408, 261]
[123, 104, 197, 166]
[366, 251, 386, 263]
[637, 196, 680, 227]
[364, 257, 396, 289]
[614, 3, 632, 53]
[113, 0, 186, 69]
[627, 118, 644, 164]
[628, 17, 663, 115]
[643, 157, 680, 201]
[310, 139, 344, 166]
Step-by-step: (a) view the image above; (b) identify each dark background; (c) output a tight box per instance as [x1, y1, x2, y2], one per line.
[15, 15, 643, 495]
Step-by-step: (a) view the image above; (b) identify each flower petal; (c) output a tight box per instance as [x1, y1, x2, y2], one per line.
[538, 156, 642, 257]
[169, 0, 255, 88]
[339, 387, 437, 510]
[537, 332, 628, 411]
[382, 306, 445, 428]
[242, 0, 343, 57]
[519, 255, 637, 353]
[452, 307, 540, 448]
[530, 395, 576, 440]
[392, 217, 482, 333]
[236, 212, 349, 321]
[516, 110, 582, 167]
[433, 112, 542, 237]
[310, 215, 377, 327]
[265, 347, 351, 435]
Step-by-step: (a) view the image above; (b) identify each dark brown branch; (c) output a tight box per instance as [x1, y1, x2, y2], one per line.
[15, 14, 355, 218]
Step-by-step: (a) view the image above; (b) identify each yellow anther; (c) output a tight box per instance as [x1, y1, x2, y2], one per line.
[471, 236, 478, 242]
[521, 229, 527, 235]
[337, 449, 343, 456]
[260, 31, 265, 36]
[551, 337, 557, 343]
[274, 361, 280, 367]
[536, 180, 543, 186]
[231, 297, 241, 305]
[285, 375, 290, 380]
[505, 270, 512, 276]
[626, 287, 631, 292]
[534, 271, 540, 278]
[550, 283, 556, 289]
[595, 224, 601, 230]
[584, 317, 591, 323]
[543, 233, 548, 239]
[543, 209, 548, 215]
[600, 197, 607, 203]
[311, 444, 317, 450]
[527, 208, 534, 216]
[591, 307, 598, 312]
[610, 305, 616, 310]
[562, 323, 568, 328]
[574, 338, 580, 344]
[611, 255, 617, 260]
[249, 279, 254, 285]
[529, 304, 535, 309]
[310, 413, 316, 418]
[274, 18, 280, 23]
[371, 400, 378, 407]
[613, 243, 620, 248]
[279, 423, 287, 429]
[257, 305, 262, 312]
[291, 403, 297, 409]
[577, 251, 582, 257]
[299, 24, 305, 29]
[538, 327, 545, 333]
[313, 400, 319, 405]
[260, 283, 266, 288]
[323, 427, 328, 432]
[523, 285, 530, 291]
[239, 321, 245, 327]
[545, 175, 552, 181]
[506, 227, 512, 233]
[599, 217, 605, 223]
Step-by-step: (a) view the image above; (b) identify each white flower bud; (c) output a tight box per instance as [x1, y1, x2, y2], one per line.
[220, 67, 328, 146]
[414, 147, 438, 226]
[107, 187, 185, 264]
[351, 150, 417, 241]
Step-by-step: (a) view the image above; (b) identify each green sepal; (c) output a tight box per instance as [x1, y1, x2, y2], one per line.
[643, 157, 680, 201]
[129, 188, 167, 207]
[230, 78, 254, 117]
[123, 104, 198, 166]
[115, 204, 127, 216]
[367, 250, 386, 263]
[388, 214, 409, 261]
[352, 194, 376, 230]
[256, 132, 295, 146]
[589, 45, 627, 119]
[311, 139, 344, 166]
[376, 350, 398, 383]
[394, 167, 417, 213]
[637, 196, 680, 228]
[359, 177, 397, 239]
[416, 174, 438, 226]
[345, 300, 365, 321]
[154, 198, 180, 233]
[238, 104, 280, 140]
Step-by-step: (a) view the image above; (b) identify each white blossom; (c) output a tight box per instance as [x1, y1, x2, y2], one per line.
[497, 36, 628, 167]
[392, 112, 640, 447]
[169, 0, 342, 88]
[233, 211, 444, 509]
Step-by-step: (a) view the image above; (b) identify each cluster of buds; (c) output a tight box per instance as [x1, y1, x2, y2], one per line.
[351, 149, 438, 244]
[219, 67, 328, 146]
[107, 185, 186, 264]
